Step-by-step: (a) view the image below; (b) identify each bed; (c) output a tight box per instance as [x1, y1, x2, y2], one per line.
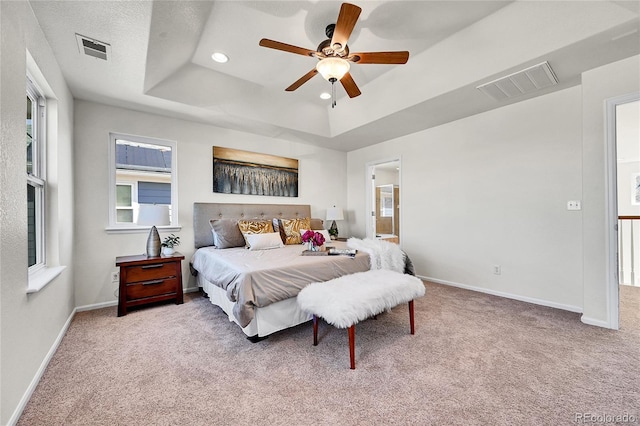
[190, 203, 371, 338]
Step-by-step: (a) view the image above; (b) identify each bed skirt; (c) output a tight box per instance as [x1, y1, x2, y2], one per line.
[197, 274, 313, 337]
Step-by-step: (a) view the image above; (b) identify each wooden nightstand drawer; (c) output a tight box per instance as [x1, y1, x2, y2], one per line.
[116, 253, 185, 316]
[126, 277, 178, 300]
[125, 262, 177, 282]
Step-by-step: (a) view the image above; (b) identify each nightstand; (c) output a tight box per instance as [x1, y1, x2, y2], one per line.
[335, 237, 349, 242]
[116, 253, 184, 317]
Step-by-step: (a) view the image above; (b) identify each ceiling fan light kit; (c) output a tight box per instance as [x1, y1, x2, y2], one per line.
[259, 2, 409, 108]
[316, 57, 350, 82]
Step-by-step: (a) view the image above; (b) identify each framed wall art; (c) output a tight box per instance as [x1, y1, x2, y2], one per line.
[212, 146, 298, 197]
[633, 173, 640, 205]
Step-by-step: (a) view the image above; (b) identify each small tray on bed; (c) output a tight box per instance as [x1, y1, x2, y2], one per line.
[301, 250, 329, 256]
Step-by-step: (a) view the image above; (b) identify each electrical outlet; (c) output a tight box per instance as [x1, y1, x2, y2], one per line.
[567, 200, 581, 211]
[111, 271, 119, 282]
[493, 265, 501, 275]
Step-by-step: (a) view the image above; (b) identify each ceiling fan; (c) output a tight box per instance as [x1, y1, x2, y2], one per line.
[259, 2, 410, 107]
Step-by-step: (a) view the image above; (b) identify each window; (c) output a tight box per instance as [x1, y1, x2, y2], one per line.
[108, 133, 178, 230]
[27, 78, 46, 269]
[116, 182, 136, 223]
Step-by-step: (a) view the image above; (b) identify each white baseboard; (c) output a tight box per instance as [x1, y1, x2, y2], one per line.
[76, 287, 199, 312]
[580, 315, 613, 328]
[420, 275, 583, 314]
[75, 300, 118, 312]
[7, 307, 78, 426]
[9, 284, 201, 424]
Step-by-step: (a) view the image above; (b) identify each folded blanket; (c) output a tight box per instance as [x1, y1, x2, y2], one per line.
[347, 238, 405, 273]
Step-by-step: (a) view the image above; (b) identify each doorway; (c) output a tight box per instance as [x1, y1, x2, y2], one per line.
[607, 94, 640, 330]
[367, 159, 401, 244]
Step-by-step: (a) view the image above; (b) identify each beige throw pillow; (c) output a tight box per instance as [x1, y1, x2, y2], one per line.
[209, 219, 245, 249]
[280, 217, 311, 245]
[238, 219, 274, 247]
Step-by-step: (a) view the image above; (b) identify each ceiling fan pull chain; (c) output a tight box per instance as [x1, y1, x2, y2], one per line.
[331, 79, 337, 108]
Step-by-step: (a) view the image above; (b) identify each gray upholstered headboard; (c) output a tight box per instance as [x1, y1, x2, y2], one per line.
[193, 203, 312, 249]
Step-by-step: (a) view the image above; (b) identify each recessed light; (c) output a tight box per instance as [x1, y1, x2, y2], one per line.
[211, 52, 229, 63]
[320, 92, 331, 100]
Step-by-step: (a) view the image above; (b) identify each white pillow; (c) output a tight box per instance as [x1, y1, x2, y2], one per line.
[300, 229, 332, 244]
[245, 232, 285, 251]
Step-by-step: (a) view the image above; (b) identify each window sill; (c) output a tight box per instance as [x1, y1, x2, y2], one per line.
[27, 265, 67, 294]
[105, 225, 182, 234]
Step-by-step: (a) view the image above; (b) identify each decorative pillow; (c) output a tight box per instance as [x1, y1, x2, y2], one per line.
[310, 218, 324, 230]
[272, 218, 287, 244]
[238, 219, 274, 246]
[280, 217, 311, 245]
[300, 229, 332, 244]
[245, 233, 284, 251]
[209, 219, 245, 249]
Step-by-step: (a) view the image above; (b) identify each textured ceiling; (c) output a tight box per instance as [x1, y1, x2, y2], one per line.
[30, 1, 640, 152]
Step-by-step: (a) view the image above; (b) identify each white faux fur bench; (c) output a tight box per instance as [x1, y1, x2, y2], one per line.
[297, 269, 426, 369]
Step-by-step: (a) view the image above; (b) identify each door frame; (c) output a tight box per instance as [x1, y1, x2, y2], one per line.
[365, 156, 402, 243]
[605, 92, 639, 330]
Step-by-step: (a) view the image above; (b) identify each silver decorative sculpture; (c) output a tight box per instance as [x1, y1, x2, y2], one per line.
[146, 225, 162, 257]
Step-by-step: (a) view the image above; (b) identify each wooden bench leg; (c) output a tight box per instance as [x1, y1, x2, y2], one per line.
[348, 325, 356, 369]
[409, 300, 415, 335]
[313, 315, 319, 346]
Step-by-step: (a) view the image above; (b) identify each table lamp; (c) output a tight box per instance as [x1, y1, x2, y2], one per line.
[137, 204, 170, 257]
[326, 206, 344, 240]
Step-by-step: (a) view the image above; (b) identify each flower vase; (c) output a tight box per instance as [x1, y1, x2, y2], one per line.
[307, 241, 314, 252]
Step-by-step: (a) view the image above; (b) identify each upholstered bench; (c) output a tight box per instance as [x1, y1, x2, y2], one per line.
[297, 269, 426, 369]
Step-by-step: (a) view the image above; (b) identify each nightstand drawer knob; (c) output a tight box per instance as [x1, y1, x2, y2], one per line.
[141, 264, 164, 269]
[142, 279, 165, 286]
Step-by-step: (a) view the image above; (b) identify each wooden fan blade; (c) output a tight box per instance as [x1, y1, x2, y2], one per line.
[330, 3, 361, 52]
[259, 39, 316, 57]
[285, 68, 319, 91]
[340, 72, 361, 98]
[349, 51, 410, 64]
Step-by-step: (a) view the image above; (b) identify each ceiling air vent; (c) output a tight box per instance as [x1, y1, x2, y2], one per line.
[477, 61, 558, 101]
[75, 34, 110, 61]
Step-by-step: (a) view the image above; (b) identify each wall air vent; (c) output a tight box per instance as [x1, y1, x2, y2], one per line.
[75, 34, 110, 61]
[477, 61, 558, 101]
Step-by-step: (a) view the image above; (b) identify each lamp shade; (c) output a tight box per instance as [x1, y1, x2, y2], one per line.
[316, 57, 350, 81]
[326, 207, 344, 221]
[136, 204, 170, 226]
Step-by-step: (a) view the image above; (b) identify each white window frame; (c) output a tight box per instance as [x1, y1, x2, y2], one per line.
[115, 181, 138, 224]
[27, 77, 46, 273]
[107, 133, 180, 233]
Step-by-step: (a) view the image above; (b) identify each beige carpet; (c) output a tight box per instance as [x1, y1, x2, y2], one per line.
[18, 282, 640, 425]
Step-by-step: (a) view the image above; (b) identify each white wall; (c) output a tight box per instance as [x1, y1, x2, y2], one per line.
[348, 55, 640, 325]
[617, 162, 640, 215]
[375, 168, 399, 187]
[582, 56, 640, 326]
[0, 2, 75, 424]
[348, 86, 585, 311]
[73, 100, 348, 307]
[617, 113, 640, 286]
[616, 100, 640, 216]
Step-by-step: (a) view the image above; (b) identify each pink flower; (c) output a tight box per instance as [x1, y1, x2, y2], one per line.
[301, 230, 325, 247]
[313, 232, 325, 247]
[301, 230, 315, 243]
